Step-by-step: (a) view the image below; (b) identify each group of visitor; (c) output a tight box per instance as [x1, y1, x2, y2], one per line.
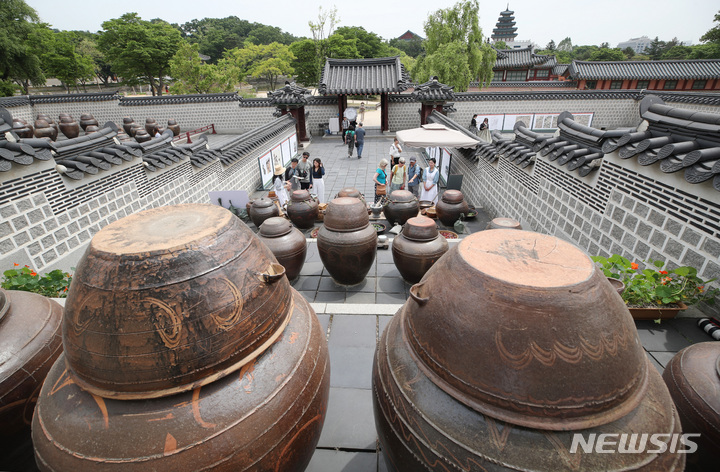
[470, 114, 491, 143]
[372, 138, 439, 205]
[271, 151, 326, 208]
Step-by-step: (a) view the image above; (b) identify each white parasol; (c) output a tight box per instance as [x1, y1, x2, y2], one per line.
[396, 123, 480, 149]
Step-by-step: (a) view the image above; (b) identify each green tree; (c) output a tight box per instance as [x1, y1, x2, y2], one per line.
[573, 45, 600, 60]
[388, 36, 423, 57]
[290, 39, 320, 86]
[701, 10, 720, 44]
[0, 79, 17, 97]
[247, 24, 297, 46]
[557, 37, 573, 52]
[644, 36, 665, 60]
[588, 48, 626, 61]
[31, 30, 95, 92]
[545, 40, 556, 51]
[325, 33, 360, 59]
[419, 0, 495, 91]
[77, 36, 114, 86]
[661, 45, 692, 60]
[493, 40, 508, 49]
[0, 0, 45, 93]
[688, 43, 720, 59]
[98, 13, 182, 95]
[224, 42, 295, 90]
[335, 26, 387, 58]
[622, 47, 636, 59]
[170, 41, 236, 94]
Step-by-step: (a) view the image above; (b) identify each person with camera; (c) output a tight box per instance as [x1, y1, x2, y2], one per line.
[297, 152, 312, 190]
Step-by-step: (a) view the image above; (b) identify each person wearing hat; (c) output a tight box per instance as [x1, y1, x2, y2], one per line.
[272, 163, 290, 207]
[407, 156, 422, 197]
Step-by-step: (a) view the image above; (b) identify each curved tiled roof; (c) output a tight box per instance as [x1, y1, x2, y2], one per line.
[214, 115, 297, 166]
[568, 60, 720, 80]
[411, 78, 455, 102]
[119, 93, 239, 106]
[319, 57, 411, 95]
[29, 92, 119, 104]
[604, 95, 720, 192]
[0, 96, 31, 108]
[481, 80, 576, 88]
[238, 98, 276, 108]
[267, 82, 312, 105]
[494, 47, 555, 69]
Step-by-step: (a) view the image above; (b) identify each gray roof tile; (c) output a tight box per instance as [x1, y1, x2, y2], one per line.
[319, 57, 411, 95]
[494, 47, 556, 69]
[411, 77, 454, 102]
[568, 60, 720, 80]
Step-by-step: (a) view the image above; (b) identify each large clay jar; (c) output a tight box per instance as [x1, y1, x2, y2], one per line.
[122, 117, 135, 135]
[167, 119, 181, 136]
[258, 217, 307, 281]
[391, 216, 448, 284]
[318, 197, 376, 285]
[33, 291, 330, 472]
[435, 189, 469, 226]
[12, 118, 33, 138]
[0, 289, 63, 469]
[663, 342, 720, 471]
[80, 114, 99, 131]
[145, 118, 159, 135]
[249, 197, 280, 228]
[336, 187, 366, 204]
[286, 190, 319, 229]
[383, 190, 418, 226]
[58, 116, 81, 139]
[34, 119, 57, 140]
[374, 230, 685, 472]
[61, 204, 292, 399]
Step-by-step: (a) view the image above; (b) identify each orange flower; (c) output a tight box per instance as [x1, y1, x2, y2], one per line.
[630, 262, 639, 270]
[13, 263, 19, 266]
[659, 270, 668, 275]
[30, 271, 37, 276]
[699, 286, 704, 293]
[24, 265, 29, 268]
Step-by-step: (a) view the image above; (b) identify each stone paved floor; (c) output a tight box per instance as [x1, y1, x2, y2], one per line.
[246, 137, 712, 472]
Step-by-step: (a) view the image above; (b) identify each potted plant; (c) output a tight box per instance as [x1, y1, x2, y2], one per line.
[1, 264, 73, 298]
[592, 254, 718, 320]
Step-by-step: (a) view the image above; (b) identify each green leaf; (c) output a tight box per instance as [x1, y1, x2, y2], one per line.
[653, 260, 664, 268]
[674, 267, 690, 276]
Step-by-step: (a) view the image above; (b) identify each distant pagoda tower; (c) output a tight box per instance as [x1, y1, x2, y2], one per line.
[491, 4, 518, 42]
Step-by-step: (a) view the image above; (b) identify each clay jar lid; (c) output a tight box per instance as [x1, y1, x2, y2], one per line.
[290, 190, 313, 202]
[337, 187, 361, 199]
[80, 114, 94, 121]
[252, 197, 275, 209]
[34, 119, 50, 128]
[664, 342, 720, 414]
[489, 217, 522, 230]
[62, 203, 291, 400]
[402, 216, 439, 241]
[403, 230, 648, 431]
[441, 189, 465, 204]
[323, 197, 369, 232]
[259, 217, 293, 238]
[167, 119, 178, 125]
[122, 117, 134, 124]
[388, 190, 415, 203]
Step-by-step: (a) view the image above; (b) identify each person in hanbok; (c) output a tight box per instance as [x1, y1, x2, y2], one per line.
[478, 117, 491, 143]
[419, 158, 440, 203]
[309, 158, 326, 204]
[272, 164, 290, 208]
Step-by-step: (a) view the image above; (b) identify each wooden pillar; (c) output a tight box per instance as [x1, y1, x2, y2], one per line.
[381, 93, 389, 132]
[338, 94, 347, 126]
[289, 106, 309, 142]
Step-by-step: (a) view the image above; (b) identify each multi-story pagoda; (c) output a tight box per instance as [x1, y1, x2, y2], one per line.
[491, 5, 518, 42]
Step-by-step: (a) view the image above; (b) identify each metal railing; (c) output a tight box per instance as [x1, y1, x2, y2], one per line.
[172, 124, 216, 144]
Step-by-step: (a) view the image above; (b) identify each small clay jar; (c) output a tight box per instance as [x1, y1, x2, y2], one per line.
[384, 190, 419, 226]
[286, 190, 319, 229]
[145, 118, 158, 136]
[12, 119, 33, 138]
[488, 217, 522, 230]
[122, 117, 135, 135]
[391, 216, 449, 284]
[167, 119, 180, 136]
[33, 120, 56, 140]
[134, 129, 151, 142]
[128, 123, 143, 137]
[84, 125, 100, 134]
[435, 190, 469, 226]
[258, 217, 307, 281]
[249, 198, 280, 228]
[79, 114, 99, 131]
[58, 116, 80, 139]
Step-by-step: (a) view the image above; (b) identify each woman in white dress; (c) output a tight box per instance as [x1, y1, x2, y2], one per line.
[309, 158, 326, 203]
[272, 164, 290, 207]
[419, 158, 440, 203]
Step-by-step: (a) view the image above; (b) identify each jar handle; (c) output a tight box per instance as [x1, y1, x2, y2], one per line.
[255, 263, 286, 284]
[409, 282, 429, 305]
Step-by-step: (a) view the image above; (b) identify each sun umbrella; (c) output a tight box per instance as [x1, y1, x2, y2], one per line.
[396, 123, 480, 149]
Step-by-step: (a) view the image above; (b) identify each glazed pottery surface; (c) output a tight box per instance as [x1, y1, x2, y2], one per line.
[435, 190, 469, 226]
[62, 204, 292, 399]
[318, 197, 376, 285]
[145, 118, 158, 135]
[662, 342, 720, 470]
[122, 118, 135, 135]
[167, 119, 180, 136]
[0, 290, 63, 464]
[59, 121, 80, 139]
[391, 216, 448, 284]
[34, 291, 330, 472]
[336, 187, 364, 202]
[374, 229, 685, 471]
[383, 190, 418, 226]
[258, 217, 307, 281]
[286, 190, 319, 229]
[249, 198, 280, 228]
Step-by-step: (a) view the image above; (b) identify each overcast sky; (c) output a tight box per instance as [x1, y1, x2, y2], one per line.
[28, 0, 718, 48]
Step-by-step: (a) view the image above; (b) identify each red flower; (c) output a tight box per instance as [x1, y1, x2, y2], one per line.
[13, 263, 19, 266]
[659, 270, 668, 275]
[30, 271, 37, 276]
[24, 265, 29, 268]
[630, 262, 639, 270]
